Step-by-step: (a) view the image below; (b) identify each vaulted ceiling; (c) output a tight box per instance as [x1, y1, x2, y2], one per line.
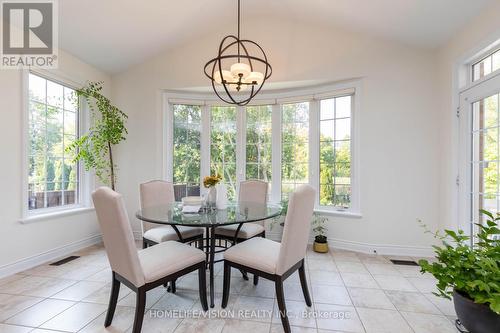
[59, 0, 495, 74]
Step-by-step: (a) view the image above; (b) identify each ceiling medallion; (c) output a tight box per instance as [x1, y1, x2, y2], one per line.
[204, 0, 272, 106]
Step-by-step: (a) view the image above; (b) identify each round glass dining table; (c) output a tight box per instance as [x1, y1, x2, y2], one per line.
[136, 202, 282, 307]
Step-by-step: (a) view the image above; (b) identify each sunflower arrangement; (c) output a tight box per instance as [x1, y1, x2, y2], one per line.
[203, 174, 222, 188]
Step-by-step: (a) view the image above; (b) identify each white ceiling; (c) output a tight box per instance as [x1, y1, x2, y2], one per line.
[59, 0, 495, 74]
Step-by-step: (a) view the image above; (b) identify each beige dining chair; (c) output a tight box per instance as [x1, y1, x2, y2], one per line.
[215, 180, 267, 240]
[215, 180, 268, 282]
[92, 187, 208, 333]
[140, 180, 204, 249]
[221, 184, 315, 333]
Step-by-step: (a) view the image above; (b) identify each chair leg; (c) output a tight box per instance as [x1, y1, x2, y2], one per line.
[275, 278, 291, 333]
[298, 261, 312, 306]
[171, 279, 176, 293]
[221, 261, 231, 308]
[142, 240, 148, 249]
[253, 274, 259, 285]
[132, 288, 146, 333]
[198, 263, 208, 311]
[104, 273, 120, 327]
[239, 269, 249, 280]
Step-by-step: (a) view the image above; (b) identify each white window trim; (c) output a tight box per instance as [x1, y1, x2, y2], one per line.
[162, 80, 362, 217]
[20, 69, 94, 222]
[450, 30, 500, 234]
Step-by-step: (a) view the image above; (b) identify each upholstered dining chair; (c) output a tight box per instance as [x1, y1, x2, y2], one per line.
[215, 180, 268, 282]
[221, 185, 315, 333]
[92, 187, 208, 333]
[140, 180, 204, 249]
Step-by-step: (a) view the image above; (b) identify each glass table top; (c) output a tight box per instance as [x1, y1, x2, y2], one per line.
[136, 202, 282, 227]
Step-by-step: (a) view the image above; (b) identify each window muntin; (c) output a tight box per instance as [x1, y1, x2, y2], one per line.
[172, 104, 202, 194]
[246, 105, 272, 195]
[210, 106, 237, 200]
[472, 48, 500, 82]
[319, 96, 352, 208]
[471, 93, 500, 226]
[28, 73, 79, 211]
[281, 102, 309, 200]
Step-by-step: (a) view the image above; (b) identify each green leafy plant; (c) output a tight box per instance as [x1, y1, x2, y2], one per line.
[312, 213, 328, 243]
[418, 210, 500, 314]
[66, 82, 127, 190]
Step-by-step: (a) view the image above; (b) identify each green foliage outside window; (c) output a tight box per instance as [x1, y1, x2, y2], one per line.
[211, 106, 237, 200]
[173, 104, 201, 188]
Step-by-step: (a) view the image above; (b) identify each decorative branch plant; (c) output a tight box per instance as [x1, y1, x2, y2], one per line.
[66, 82, 128, 190]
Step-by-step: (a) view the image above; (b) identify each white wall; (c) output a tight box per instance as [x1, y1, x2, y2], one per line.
[437, 1, 500, 231]
[0, 49, 110, 274]
[111, 16, 441, 256]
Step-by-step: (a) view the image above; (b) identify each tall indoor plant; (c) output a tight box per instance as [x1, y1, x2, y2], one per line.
[66, 82, 127, 190]
[418, 210, 499, 333]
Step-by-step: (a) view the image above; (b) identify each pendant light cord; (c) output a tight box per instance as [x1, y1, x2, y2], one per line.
[237, 0, 241, 61]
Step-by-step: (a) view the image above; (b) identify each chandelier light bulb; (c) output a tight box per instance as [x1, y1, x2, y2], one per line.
[230, 62, 251, 79]
[244, 71, 264, 85]
[214, 70, 233, 84]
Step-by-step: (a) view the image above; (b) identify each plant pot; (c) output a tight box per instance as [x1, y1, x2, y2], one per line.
[453, 290, 500, 333]
[313, 241, 328, 253]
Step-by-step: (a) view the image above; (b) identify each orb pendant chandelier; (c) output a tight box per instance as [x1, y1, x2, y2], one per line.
[204, 0, 272, 106]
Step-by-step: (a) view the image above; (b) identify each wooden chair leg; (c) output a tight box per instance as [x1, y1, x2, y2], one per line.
[132, 289, 146, 333]
[198, 264, 208, 311]
[275, 278, 291, 333]
[253, 274, 259, 285]
[298, 261, 312, 306]
[239, 269, 249, 280]
[142, 240, 148, 249]
[221, 261, 231, 308]
[171, 279, 176, 293]
[104, 273, 120, 327]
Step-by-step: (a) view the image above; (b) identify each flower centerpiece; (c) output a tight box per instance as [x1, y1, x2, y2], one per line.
[203, 174, 222, 207]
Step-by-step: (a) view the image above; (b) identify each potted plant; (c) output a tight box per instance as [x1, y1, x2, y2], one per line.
[312, 213, 329, 253]
[418, 210, 500, 333]
[66, 81, 127, 190]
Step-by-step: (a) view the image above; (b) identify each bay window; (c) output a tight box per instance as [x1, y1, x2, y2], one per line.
[164, 82, 360, 215]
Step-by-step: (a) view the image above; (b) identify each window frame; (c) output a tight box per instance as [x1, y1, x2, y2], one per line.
[163, 80, 361, 217]
[471, 47, 500, 83]
[21, 69, 92, 221]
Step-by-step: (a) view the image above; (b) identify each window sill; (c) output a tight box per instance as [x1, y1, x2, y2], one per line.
[19, 206, 95, 224]
[314, 209, 363, 219]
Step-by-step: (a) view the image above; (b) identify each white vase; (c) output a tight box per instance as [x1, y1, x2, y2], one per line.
[216, 183, 228, 210]
[207, 187, 217, 207]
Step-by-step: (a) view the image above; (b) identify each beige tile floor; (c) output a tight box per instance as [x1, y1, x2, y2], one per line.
[0, 243, 458, 333]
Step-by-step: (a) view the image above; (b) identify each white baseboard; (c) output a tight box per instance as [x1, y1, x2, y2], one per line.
[0, 234, 103, 279]
[133, 228, 434, 258]
[328, 237, 434, 257]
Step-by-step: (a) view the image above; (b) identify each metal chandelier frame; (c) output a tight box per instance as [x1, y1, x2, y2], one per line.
[204, 0, 272, 106]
